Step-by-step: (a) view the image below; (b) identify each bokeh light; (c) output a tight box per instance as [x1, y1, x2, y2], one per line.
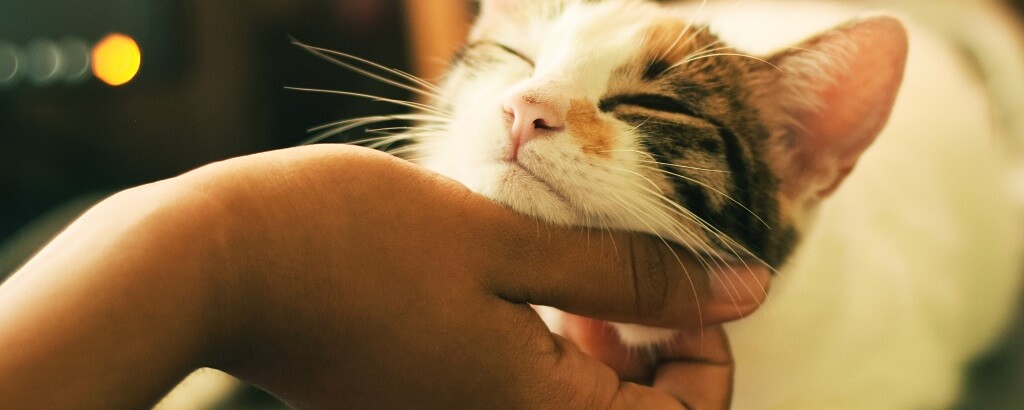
[90, 33, 141, 86]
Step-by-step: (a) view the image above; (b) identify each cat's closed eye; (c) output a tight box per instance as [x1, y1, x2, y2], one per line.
[473, 41, 534, 66]
[599, 93, 702, 119]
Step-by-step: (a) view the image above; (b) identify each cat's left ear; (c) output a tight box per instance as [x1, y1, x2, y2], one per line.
[753, 17, 908, 208]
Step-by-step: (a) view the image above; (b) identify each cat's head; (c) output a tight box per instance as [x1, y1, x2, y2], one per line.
[419, 0, 907, 267]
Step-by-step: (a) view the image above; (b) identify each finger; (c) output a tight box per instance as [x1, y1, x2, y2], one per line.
[478, 211, 771, 328]
[559, 316, 736, 408]
[561, 314, 652, 381]
[652, 326, 734, 409]
[527, 334, 684, 410]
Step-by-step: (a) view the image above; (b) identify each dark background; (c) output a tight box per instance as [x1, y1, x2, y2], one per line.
[0, 0, 414, 243]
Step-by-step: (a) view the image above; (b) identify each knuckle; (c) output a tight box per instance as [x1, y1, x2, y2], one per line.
[627, 234, 675, 321]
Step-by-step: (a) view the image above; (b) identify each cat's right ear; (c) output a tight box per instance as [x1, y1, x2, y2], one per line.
[752, 17, 908, 212]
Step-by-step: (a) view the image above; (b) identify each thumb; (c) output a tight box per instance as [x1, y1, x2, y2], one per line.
[476, 213, 771, 328]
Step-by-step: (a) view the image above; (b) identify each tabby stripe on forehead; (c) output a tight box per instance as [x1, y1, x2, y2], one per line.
[607, 102, 750, 204]
[643, 59, 671, 81]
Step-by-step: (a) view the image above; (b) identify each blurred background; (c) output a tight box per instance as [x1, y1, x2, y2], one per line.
[1, 0, 1023, 408]
[2, 0, 1023, 257]
[0, 0, 425, 262]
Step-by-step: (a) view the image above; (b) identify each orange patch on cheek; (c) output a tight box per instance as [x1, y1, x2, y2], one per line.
[567, 99, 615, 157]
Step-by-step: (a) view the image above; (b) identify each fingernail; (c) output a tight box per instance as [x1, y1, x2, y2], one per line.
[709, 264, 771, 309]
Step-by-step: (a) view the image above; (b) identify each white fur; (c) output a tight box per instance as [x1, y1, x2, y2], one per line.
[422, 1, 722, 248]
[701, 3, 1024, 408]
[421, 1, 1024, 408]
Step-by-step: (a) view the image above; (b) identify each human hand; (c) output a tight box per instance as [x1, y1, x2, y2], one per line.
[0, 144, 769, 409]
[197, 145, 769, 408]
[564, 315, 737, 409]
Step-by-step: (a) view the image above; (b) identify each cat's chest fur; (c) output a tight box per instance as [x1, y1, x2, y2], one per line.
[418, 1, 1024, 408]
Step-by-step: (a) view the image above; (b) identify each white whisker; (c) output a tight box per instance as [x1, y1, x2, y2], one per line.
[310, 113, 449, 133]
[285, 87, 452, 116]
[291, 40, 446, 101]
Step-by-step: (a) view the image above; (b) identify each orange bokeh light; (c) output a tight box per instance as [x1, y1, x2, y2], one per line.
[91, 33, 141, 86]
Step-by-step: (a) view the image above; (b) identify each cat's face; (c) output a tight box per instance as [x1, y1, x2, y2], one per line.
[419, 0, 907, 268]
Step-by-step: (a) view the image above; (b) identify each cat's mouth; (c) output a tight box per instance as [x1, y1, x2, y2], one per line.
[499, 160, 574, 206]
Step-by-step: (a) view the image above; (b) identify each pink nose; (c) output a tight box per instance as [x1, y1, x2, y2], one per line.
[502, 93, 566, 160]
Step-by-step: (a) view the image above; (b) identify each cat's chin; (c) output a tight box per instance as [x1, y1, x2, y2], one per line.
[477, 161, 582, 226]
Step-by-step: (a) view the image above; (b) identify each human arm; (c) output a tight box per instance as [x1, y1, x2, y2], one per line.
[0, 145, 769, 408]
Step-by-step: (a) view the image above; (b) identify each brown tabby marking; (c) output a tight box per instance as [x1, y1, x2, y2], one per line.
[643, 21, 693, 64]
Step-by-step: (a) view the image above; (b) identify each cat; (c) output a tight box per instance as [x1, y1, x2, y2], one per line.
[306, 0, 1024, 407]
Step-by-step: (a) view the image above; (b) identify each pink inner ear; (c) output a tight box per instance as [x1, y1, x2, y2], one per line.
[772, 17, 908, 202]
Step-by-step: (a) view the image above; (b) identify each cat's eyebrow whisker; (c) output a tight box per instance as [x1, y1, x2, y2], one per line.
[682, 41, 728, 62]
[660, 35, 721, 78]
[285, 87, 452, 117]
[657, 25, 693, 63]
[658, 0, 711, 63]
[668, 44, 731, 71]
[291, 40, 447, 102]
[682, 53, 784, 72]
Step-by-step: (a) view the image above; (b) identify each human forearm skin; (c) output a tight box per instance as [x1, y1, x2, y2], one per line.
[0, 180, 234, 409]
